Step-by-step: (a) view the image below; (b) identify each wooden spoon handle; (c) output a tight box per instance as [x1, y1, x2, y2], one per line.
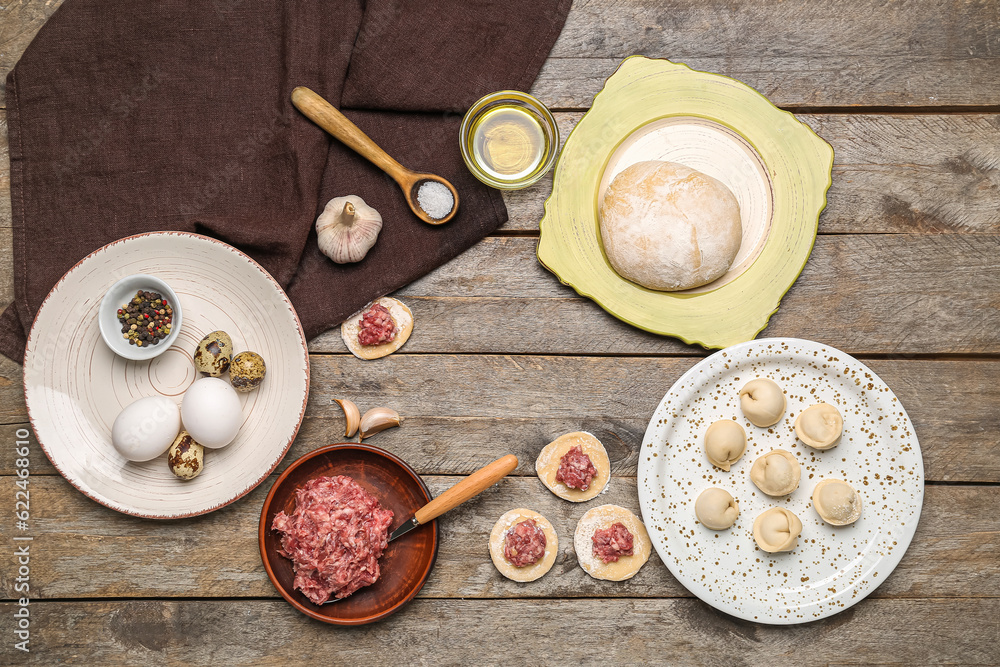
[413, 454, 518, 525]
[291, 86, 409, 183]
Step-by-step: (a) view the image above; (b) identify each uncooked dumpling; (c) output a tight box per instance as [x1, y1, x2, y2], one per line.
[795, 403, 844, 450]
[753, 507, 803, 553]
[599, 161, 742, 291]
[488, 508, 559, 582]
[739, 379, 786, 427]
[695, 488, 739, 530]
[812, 479, 862, 526]
[749, 449, 801, 496]
[704, 419, 747, 471]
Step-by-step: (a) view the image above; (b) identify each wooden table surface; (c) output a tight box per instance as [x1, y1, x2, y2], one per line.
[2, 1, 999, 664]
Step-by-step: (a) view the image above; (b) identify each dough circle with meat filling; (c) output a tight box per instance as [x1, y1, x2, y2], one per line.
[535, 431, 611, 502]
[340, 297, 414, 360]
[489, 508, 559, 583]
[574, 504, 651, 581]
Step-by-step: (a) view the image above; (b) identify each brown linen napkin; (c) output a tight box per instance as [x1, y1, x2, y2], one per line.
[1, 0, 572, 363]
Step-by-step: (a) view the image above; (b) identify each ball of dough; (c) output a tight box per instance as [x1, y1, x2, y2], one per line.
[739, 378, 786, 427]
[795, 403, 844, 450]
[812, 479, 862, 526]
[752, 507, 803, 553]
[695, 488, 739, 530]
[488, 509, 558, 582]
[704, 420, 747, 471]
[599, 161, 742, 291]
[574, 505, 651, 581]
[749, 449, 801, 496]
[535, 432, 611, 502]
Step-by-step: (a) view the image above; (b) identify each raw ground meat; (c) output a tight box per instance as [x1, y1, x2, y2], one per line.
[503, 519, 547, 567]
[592, 522, 634, 563]
[556, 444, 598, 490]
[358, 303, 397, 346]
[272, 475, 394, 604]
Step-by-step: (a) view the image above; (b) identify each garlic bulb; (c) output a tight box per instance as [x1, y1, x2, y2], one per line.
[316, 195, 383, 264]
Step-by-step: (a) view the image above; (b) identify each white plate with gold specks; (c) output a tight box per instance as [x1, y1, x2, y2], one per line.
[637, 338, 923, 624]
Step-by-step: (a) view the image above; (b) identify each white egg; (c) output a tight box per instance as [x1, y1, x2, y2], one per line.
[112, 396, 181, 462]
[181, 377, 243, 449]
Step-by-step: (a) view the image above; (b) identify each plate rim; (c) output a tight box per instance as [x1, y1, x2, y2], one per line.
[22, 230, 311, 519]
[257, 442, 439, 626]
[636, 337, 925, 624]
[536, 56, 835, 348]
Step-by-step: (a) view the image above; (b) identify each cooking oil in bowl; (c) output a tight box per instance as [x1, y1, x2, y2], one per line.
[460, 91, 559, 190]
[471, 106, 547, 182]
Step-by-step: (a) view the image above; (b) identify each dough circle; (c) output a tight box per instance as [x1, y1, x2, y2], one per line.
[599, 161, 742, 291]
[341, 297, 414, 360]
[574, 504, 651, 581]
[535, 431, 611, 502]
[488, 508, 559, 583]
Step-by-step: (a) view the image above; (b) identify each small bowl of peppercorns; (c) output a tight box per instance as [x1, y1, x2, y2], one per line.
[99, 274, 183, 361]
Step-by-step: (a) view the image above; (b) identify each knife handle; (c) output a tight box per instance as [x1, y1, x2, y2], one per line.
[414, 454, 518, 525]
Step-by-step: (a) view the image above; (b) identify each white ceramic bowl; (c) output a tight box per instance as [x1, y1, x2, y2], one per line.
[99, 274, 183, 360]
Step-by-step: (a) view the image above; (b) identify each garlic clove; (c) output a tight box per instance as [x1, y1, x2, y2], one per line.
[359, 407, 401, 439]
[316, 195, 383, 264]
[334, 398, 361, 438]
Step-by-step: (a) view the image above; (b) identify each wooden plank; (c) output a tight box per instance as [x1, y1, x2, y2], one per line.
[3, 357, 999, 483]
[504, 113, 1000, 234]
[1, 477, 994, 601]
[316, 236, 1000, 355]
[4, 0, 1000, 109]
[536, 0, 1000, 109]
[4, 111, 1000, 236]
[4, 598, 998, 665]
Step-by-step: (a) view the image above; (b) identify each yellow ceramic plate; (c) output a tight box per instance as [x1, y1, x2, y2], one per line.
[536, 56, 834, 348]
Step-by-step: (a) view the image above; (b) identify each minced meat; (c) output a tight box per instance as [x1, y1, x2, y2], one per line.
[358, 303, 397, 347]
[556, 445, 598, 490]
[592, 522, 634, 563]
[503, 519, 547, 567]
[271, 475, 394, 603]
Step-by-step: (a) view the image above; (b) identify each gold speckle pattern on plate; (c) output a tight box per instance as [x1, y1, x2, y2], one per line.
[637, 338, 924, 624]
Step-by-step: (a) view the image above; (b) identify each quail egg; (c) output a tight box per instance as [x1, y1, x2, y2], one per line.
[167, 431, 204, 480]
[193, 330, 233, 377]
[230, 351, 266, 392]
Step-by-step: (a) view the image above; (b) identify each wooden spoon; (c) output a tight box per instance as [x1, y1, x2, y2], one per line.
[291, 86, 459, 225]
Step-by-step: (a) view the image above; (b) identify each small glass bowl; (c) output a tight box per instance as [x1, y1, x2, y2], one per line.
[99, 274, 182, 361]
[460, 90, 559, 190]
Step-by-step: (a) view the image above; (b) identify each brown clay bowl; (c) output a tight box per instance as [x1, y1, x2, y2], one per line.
[258, 443, 438, 625]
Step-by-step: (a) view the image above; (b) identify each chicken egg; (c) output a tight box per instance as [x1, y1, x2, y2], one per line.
[181, 377, 243, 449]
[111, 396, 181, 462]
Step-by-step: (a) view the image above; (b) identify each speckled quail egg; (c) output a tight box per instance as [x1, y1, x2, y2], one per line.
[193, 330, 233, 377]
[229, 351, 266, 392]
[167, 431, 204, 480]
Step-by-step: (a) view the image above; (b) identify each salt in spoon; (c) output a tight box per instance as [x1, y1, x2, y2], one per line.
[291, 86, 459, 225]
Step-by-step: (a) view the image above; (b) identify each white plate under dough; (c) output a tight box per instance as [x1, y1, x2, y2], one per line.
[489, 508, 559, 583]
[535, 431, 611, 502]
[340, 297, 413, 360]
[574, 504, 651, 581]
